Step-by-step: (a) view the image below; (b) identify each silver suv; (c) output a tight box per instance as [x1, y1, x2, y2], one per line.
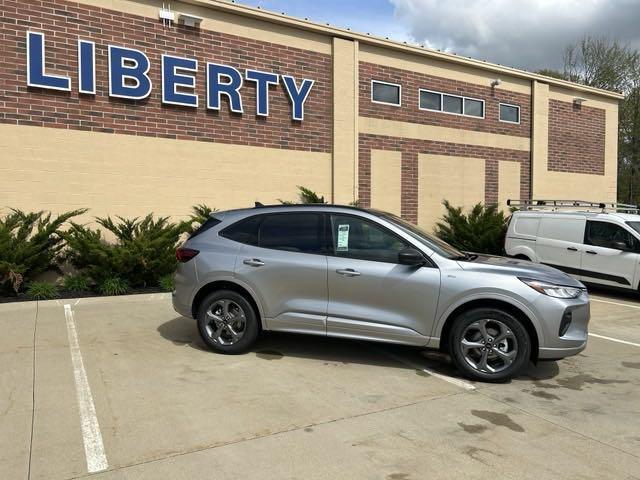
[172, 205, 590, 382]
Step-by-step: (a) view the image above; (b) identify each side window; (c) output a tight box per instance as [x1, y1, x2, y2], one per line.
[220, 215, 261, 245]
[258, 213, 324, 254]
[330, 214, 409, 263]
[585, 221, 637, 251]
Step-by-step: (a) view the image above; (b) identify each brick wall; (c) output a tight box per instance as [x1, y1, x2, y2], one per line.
[360, 62, 531, 138]
[548, 99, 605, 175]
[359, 134, 530, 223]
[0, 0, 332, 152]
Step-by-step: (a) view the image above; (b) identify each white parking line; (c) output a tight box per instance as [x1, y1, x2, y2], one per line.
[589, 333, 640, 348]
[365, 343, 476, 391]
[63, 304, 108, 473]
[590, 298, 640, 310]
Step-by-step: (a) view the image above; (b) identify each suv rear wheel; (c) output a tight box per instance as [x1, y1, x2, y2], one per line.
[197, 290, 259, 354]
[449, 308, 531, 382]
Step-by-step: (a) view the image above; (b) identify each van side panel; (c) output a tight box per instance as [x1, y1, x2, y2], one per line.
[505, 214, 539, 260]
[535, 217, 586, 277]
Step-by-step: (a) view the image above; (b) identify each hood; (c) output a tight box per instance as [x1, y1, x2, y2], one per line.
[457, 254, 584, 288]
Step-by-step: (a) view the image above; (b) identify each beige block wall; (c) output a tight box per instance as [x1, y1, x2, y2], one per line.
[418, 154, 486, 231]
[498, 161, 521, 211]
[532, 81, 618, 202]
[0, 125, 331, 224]
[332, 38, 359, 204]
[370, 150, 402, 216]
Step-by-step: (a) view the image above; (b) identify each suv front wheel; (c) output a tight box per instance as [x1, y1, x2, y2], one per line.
[197, 290, 259, 354]
[449, 308, 531, 382]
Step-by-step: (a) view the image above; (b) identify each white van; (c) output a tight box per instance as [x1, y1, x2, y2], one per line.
[505, 202, 640, 291]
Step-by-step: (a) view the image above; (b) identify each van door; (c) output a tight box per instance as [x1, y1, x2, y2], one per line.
[580, 220, 640, 289]
[535, 216, 586, 278]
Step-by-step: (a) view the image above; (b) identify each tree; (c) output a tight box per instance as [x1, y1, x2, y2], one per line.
[560, 36, 640, 205]
[535, 68, 568, 81]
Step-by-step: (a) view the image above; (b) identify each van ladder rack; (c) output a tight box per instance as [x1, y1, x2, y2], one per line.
[506, 199, 639, 214]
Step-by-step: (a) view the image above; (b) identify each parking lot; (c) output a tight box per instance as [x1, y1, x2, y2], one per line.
[1, 289, 639, 480]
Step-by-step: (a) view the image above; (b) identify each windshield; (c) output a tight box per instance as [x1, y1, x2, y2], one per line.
[373, 210, 465, 259]
[628, 222, 640, 235]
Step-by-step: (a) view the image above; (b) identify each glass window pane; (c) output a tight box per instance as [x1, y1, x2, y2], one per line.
[221, 215, 261, 246]
[372, 82, 400, 105]
[330, 214, 409, 263]
[420, 91, 441, 110]
[443, 95, 463, 114]
[464, 98, 483, 117]
[586, 221, 637, 250]
[500, 104, 520, 123]
[259, 213, 323, 254]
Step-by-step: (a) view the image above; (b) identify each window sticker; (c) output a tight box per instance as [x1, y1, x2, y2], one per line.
[337, 224, 350, 251]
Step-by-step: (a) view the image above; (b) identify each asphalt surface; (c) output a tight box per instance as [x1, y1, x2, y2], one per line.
[1, 288, 639, 479]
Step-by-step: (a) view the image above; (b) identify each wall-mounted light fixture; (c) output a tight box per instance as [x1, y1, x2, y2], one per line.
[490, 78, 502, 88]
[573, 96, 587, 105]
[178, 13, 204, 28]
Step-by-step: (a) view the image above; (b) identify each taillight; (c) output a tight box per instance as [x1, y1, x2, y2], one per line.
[176, 247, 200, 263]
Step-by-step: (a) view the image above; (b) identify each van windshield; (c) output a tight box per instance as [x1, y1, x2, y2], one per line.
[628, 222, 640, 235]
[372, 210, 465, 259]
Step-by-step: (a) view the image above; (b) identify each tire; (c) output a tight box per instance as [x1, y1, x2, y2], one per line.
[449, 308, 531, 382]
[197, 289, 259, 354]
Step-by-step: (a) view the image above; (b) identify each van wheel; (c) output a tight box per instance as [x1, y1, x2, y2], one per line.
[449, 308, 531, 382]
[197, 290, 259, 354]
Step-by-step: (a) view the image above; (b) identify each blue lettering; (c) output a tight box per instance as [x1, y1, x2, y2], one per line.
[162, 55, 198, 107]
[206, 63, 244, 113]
[26, 32, 71, 91]
[78, 40, 96, 95]
[108, 45, 152, 100]
[245, 69, 279, 116]
[281, 75, 314, 121]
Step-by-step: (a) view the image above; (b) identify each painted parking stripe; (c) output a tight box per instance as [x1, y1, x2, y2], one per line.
[365, 343, 476, 391]
[63, 304, 108, 473]
[590, 298, 640, 310]
[589, 333, 640, 348]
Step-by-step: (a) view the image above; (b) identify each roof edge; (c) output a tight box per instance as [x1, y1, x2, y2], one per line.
[181, 0, 624, 100]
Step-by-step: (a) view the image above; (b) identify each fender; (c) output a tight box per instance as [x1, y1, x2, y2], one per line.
[428, 292, 545, 349]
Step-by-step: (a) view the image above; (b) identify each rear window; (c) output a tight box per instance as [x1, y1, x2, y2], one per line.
[538, 217, 585, 243]
[189, 217, 222, 239]
[220, 215, 261, 246]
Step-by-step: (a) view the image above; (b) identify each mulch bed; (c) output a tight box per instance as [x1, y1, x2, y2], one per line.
[0, 287, 168, 304]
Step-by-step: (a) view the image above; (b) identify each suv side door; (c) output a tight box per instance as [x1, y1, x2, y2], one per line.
[325, 213, 440, 345]
[581, 220, 640, 289]
[225, 212, 329, 334]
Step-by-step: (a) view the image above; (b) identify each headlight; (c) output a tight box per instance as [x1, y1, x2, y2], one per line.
[519, 278, 584, 299]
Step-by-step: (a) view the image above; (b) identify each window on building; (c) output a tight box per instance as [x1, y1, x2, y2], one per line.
[419, 89, 484, 118]
[371, 80, 401, 106]
[499, 103, 520, 124]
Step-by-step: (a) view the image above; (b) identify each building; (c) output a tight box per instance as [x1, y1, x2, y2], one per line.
[0, 0, 623, 229]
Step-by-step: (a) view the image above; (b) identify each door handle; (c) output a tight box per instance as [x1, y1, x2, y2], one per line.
[336, 268, 361, 277]
[243, 258, 265, 267]
[585, 250, 597, 255]
[567, 247, 578, 252]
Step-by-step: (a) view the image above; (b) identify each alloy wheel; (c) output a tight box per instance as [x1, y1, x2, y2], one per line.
[204, 299, 247, 346]
[460, 318, 518, 374]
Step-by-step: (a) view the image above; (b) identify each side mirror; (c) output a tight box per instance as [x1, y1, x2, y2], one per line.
[398, 248, 426, 266]
[613, 240, 631, 252]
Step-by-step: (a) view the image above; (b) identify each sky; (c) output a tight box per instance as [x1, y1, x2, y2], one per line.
[236, 0, 640, 71]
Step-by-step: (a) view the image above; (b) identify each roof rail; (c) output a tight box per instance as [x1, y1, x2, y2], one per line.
[507, 199, 639, 214]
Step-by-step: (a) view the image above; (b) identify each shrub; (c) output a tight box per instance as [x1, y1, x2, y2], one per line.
[26, 281, 60, 300]
[279, 186, 327, 205]
[185, 204, 218, 234]
[434, 201, 509, 256]
[62, 275, 91, 293]
[99, 277, 129, 296]
[0, 209, 86, 295]
[159, 274, 174, 292]
[64, 214, 187, 289]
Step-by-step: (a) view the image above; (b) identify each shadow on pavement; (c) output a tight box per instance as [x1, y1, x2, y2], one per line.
[157, 317, 561, 383]
[586, 284, 640, 303]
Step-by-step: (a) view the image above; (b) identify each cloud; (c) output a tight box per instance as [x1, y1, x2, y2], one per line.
[389, 0, 640, 71]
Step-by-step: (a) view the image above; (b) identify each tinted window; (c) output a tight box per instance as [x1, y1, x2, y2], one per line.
[220, 215, 261, 245]
[443, 94, 463, 114]
[420, 90, 441, 110]
[628, 222, 640, 235]
[464, 98, 484, 117]
[585, 221, 637, 251]
[189, 217, 221, 239]
[259, 213, 323, 254]
[330, 214, 409, 263]
[499, 103, 520, 123]
[372, 81, 400, 105]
